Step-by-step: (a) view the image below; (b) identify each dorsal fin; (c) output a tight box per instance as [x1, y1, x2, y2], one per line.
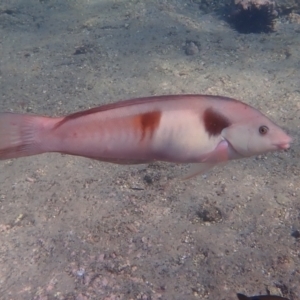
[55, 94, 239, 128]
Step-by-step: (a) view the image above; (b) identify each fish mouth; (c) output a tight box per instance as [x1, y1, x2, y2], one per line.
[276, 143, 291, 150]
[274, 139, 292, 150]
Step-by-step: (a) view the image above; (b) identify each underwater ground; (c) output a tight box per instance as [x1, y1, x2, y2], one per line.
[0, 1, 299, 299]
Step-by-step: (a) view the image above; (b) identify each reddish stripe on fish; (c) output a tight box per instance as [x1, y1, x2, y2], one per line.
[135, 111, 161, 141]
[203, 107, 231, 137]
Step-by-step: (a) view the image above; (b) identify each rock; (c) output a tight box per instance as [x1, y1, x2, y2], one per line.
[184, 41, 200, 56]
[227, 0, 278, 33]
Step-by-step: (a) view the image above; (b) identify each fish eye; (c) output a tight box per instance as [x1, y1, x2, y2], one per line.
[259, 125, 269, 135]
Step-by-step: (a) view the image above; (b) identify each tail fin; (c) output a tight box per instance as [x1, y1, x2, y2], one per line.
[0, 113, 50, 160]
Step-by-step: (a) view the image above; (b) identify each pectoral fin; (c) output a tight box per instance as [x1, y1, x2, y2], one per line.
[182, 140, 229, 180]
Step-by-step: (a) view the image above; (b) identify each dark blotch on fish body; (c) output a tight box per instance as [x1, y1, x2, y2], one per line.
[137, 111, 161, 141]
[203, 107, 231, 137]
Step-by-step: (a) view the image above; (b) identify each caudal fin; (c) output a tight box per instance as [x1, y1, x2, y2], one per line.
[0, 112, 50, 160]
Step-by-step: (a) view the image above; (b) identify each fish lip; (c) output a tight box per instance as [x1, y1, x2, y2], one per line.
[274, 142, 291, 150]
[274, 136, 293, 150]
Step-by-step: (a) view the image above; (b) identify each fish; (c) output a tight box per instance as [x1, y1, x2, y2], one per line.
[0, 94, 292, 178]
[237, 293, 290, 300]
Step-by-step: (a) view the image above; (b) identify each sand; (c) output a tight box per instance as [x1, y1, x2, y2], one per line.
[0, 1, 299, 299]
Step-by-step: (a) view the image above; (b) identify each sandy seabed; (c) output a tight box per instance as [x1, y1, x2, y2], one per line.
[0, 1, 299, 299]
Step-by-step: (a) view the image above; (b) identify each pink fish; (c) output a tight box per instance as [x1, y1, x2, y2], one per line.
[0, 95, 291, 177]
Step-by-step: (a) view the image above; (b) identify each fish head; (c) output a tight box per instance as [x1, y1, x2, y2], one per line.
[221, 116, 292, 158]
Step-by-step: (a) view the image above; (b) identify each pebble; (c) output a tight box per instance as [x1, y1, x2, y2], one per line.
[291, 230, 300, 239]
[275, 194, 289, 206]
[184, 41, 199, 55]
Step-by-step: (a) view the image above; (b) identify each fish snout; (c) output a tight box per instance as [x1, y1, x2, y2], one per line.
[274, 135, 292, 150]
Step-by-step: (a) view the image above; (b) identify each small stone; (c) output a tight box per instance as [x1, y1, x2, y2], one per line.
[184, 41, 199, 56]
[291, 230, 300, 239]
[275, 194, 289, 206]
[197, 205, 222, 223]
[143, 174, 153, 184]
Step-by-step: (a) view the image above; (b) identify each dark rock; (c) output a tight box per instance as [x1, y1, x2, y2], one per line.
[226, 0, 278, 33]
[291, 229, 300, 239]
[197, 204, 222, 223]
